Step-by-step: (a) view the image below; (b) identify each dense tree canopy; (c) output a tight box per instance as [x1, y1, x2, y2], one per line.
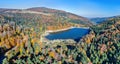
[0, 14, 120, 64]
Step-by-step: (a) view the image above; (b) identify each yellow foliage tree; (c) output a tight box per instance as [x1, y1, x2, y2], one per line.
[49, 51, 56, 59]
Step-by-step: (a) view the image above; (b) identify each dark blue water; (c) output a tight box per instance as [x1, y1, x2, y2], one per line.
[45, 28, 90, 42]
[0, 54, 5, 64]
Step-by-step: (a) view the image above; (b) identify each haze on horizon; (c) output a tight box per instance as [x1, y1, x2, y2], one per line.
[0, 0, 120, 18]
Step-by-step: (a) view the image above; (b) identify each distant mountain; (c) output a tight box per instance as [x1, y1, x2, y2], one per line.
[90, 15, 120, 24]
[0, 7, 93, 27]
[90, 17, 108, 24]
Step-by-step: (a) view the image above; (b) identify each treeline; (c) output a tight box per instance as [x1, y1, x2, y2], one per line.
[1, 13, 81, 31]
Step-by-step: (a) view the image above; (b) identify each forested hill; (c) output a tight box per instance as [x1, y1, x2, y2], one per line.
[27, 7, 90, 23]
[0, 7, 93, 30]
[79, 16, 120, 63]
[82, 16, 120, 44]
[1, 16, 120, 64]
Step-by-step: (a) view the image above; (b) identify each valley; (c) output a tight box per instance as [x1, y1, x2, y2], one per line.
[0, 7, 120, 64]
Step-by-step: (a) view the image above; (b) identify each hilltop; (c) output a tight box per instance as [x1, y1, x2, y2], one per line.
[0, 7, 93, 31]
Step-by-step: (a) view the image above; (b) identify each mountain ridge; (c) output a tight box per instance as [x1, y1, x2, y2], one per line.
[0, 7, 93, 27]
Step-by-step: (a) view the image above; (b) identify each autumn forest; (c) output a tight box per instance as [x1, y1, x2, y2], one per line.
[0, 6, 120, 64]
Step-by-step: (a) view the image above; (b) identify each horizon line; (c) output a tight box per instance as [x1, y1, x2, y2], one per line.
[0, 6, 119, 18]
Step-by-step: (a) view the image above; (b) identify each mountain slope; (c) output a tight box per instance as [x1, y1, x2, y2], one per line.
[0, 7, 93, 28]
[80, 16, 120, 63]
[27, 7, 90, 22]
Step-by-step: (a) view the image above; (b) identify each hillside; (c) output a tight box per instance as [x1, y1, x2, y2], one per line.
[27, 7, 90, 23]
[79, 17, 120, 63]
[1, 16, 120, 64]
[0, 7, 93, 30]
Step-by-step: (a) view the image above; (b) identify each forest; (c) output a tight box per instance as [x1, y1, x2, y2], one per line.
[0, 12, 120, 64]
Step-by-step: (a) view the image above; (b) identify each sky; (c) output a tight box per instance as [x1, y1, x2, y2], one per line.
[0, 0, 120, 17]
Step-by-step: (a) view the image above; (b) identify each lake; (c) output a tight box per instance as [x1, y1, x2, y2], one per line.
[45, 27, 90, 42]
[0, 53, 5, 64]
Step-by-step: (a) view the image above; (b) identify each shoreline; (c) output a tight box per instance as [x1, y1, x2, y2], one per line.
[43, 26, 89, 36]
[46, 27, 89, 33]
[42, 26, 90, 43]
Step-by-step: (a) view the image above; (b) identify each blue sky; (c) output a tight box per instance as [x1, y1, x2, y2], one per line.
[0, 0, 120, 17]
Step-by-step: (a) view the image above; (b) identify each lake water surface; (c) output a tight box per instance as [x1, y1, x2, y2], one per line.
[0, 53, 5, 64]
[45, 28, 90, 42]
